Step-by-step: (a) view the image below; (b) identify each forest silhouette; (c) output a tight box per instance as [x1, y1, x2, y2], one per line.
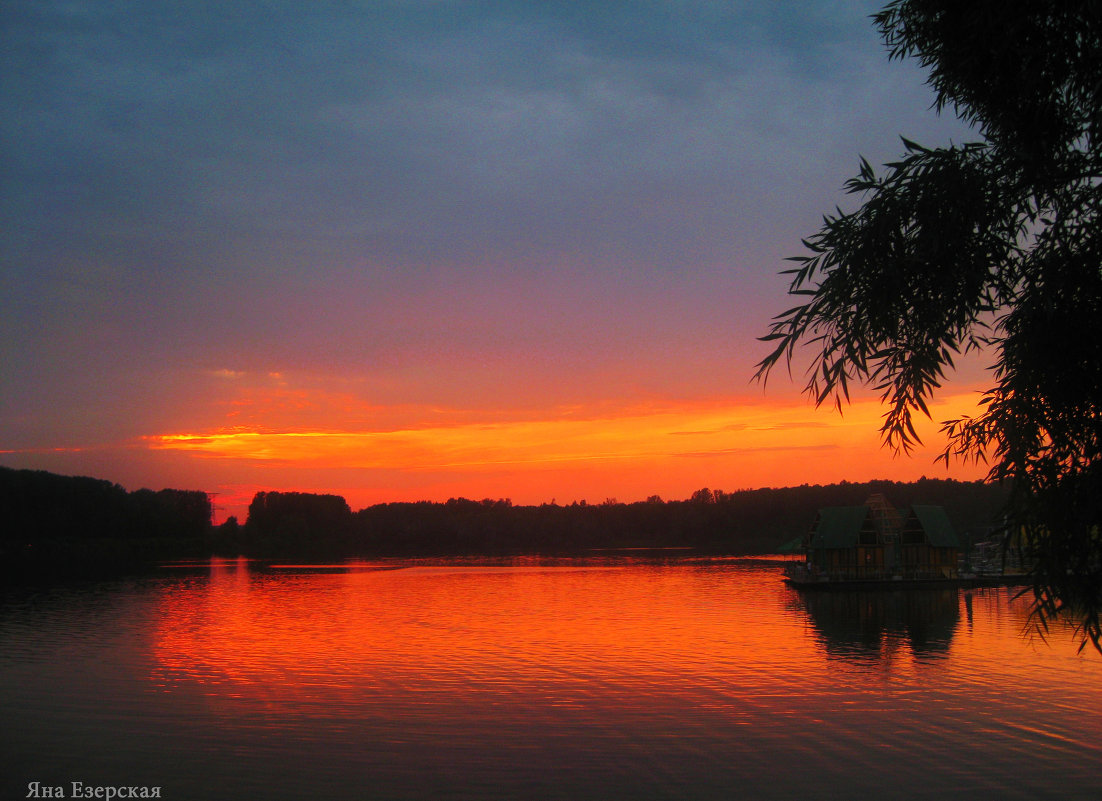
[2, 466, 1008, 576]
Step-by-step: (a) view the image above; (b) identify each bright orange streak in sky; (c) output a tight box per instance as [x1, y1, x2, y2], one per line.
[145, 388, 991, 515]
[147, 394, 979, 470]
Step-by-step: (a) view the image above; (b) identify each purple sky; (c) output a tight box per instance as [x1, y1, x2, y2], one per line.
[1, 1, 986, 516]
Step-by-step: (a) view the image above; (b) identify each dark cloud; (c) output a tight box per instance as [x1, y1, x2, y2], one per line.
[1, 1, 972, 449]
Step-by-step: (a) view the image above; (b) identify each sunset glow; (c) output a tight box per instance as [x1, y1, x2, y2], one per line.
[7, 5, 1102, 801]
[135, 380, 990, 518]
[1, 1, 981, 519]
[148, 393, 989, 472]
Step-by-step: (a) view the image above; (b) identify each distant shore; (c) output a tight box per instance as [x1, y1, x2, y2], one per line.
[784, 572, 1031, 592]
[3, 466, 1011, 582]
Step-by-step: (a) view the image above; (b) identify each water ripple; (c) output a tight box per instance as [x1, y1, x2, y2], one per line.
[1, 561, 1100, 800]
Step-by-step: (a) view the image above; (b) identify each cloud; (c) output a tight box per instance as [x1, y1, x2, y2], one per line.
[673, 443, 839, 458]
[1, 1, 984, 510]
[142, 381, 987, 472]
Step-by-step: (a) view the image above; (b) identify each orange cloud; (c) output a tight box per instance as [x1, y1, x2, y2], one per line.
[147, 389, 990, 481]
[130, 370, 994, 518]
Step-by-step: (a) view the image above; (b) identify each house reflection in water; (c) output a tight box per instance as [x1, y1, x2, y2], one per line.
[795, 587, 961, 660]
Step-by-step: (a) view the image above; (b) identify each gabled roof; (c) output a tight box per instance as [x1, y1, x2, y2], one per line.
[778, 536, 804, 554]
[809, 506, 870, 549]
[909, 505, 960, 548]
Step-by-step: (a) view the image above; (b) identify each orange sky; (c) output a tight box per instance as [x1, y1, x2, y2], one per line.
[1, 2, 993, 525]
[0, 1, 1003, 527]
[128, 370, 991, 521]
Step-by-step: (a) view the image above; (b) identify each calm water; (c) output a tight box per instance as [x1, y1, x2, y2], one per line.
[1, 557, 1100, 800]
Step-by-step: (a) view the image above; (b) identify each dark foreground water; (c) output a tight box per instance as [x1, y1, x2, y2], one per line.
[1, 557, 1100, 800]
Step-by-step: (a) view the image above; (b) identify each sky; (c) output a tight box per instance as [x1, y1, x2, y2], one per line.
[1, 0, 991, 521]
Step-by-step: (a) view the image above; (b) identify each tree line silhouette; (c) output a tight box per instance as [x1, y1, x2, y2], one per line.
[216, 479, 1008, 558]
[2, 466, 1010, 575]
[1, 467, 212, 577]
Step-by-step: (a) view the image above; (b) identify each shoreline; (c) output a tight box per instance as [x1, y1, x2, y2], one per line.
[784, 573, 1032, 591]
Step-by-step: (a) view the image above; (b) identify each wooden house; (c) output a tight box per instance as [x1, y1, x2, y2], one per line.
[901, 505, 961, 579]
[803, 495, 959, 582]
[806, 497, 899, 580]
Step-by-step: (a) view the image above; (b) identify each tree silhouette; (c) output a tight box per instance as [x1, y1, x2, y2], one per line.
[755, 1, 1102, 651]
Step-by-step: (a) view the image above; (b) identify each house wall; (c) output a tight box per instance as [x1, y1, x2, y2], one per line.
[810, 545, 887, 579]
[901, 543, 959, 579]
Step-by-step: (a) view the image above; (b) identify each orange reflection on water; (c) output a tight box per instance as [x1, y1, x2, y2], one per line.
[149, 559, 824, 716]
[149, 558, 1102, 734]
[144, 555, 1102, 798]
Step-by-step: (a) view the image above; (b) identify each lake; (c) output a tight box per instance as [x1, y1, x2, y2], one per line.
[2, 557, 1100, 800]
